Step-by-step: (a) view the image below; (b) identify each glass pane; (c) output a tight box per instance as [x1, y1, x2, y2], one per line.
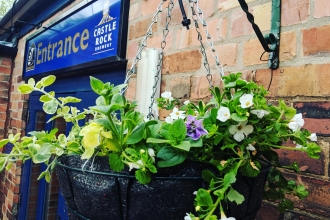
[35, 111, 46, 131]
[85, 114, 94, 123]
[53, 117, 66, 136]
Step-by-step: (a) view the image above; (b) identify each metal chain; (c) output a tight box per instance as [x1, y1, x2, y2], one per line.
[123, 0, 168, 89]
[188, 1, 213, 88]
[189, 0, 225, 81]
[147, 0, 175, 119]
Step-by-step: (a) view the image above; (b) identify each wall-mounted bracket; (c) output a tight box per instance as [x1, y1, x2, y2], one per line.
[238, 0, 281, 70]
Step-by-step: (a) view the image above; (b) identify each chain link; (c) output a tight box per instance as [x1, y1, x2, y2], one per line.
[189, 0, 224, 81]
[147, 0, 175, 119]
[123, 0, 167, 89]
[188, 1, 213, 88]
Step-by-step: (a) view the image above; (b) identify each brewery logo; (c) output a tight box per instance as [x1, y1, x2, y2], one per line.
[93, 0, 117, 54]
[26, 42, 36, 71]
[97, 0, 114, 26]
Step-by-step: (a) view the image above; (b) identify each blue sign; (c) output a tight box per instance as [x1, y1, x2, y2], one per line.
[24, 0, 124, 77]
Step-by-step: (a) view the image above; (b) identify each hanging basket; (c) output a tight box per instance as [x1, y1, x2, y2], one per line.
[56, 155, 270, 220]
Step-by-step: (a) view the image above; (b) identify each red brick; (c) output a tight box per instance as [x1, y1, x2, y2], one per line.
[124, 78, 136, 101]
[128, 17, 157, 40]
[314, 0, 330, 18]
[208, 43, 237, 67]
[166, 76, 190, 98]
[281, 0, 309, 26]
[0, 59, 12, 67]
[303, 118, 330, 135]
[160, 3, 185, 27]
[129, 3, 140, 21]
[303, 25, 330, 56]
[190, 73, 221, 100]
[255, 64, 330, 97]
[126, 41, 139, 60]
[256, 203, 280, 220]
[162, 50, 202, 75]
[277, 146, 325, 175]
[231, 9, 253, 38]
[243, 38, 265, 66]
[0, 66, 11, 75]
[296, 176, 330, 217]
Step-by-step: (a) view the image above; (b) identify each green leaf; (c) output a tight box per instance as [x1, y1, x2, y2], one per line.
[0, 139, 9, 148]
[295, 185, 308, 199]
[109, 153, 124, 172]
[126, 123, 145, 144]
[196, 188, 213, 206]
[157, 146, 186, 168]
[0, 157, 7, 171]
[37, 170, 51, 182]
[89, 105, 111, 115]
[189, 138, 203, 147]
[231, 113, 248, 122]
[90, 76, 104, 95]
[64, 96, 81, 104]
[278, 199, 294, 213]
[172, 141, 190, 152]
[28, 78, 35, 86]
[239, 160, 261, 177]
[284, 107, 296, 119]
[224, 81, 236, 88]
[169, 119, 186, 142]
[40, 94, 53, 102]
[18, 84, 34, 94]
[94, 117, 111, 130]
[202, 170, 217, 183]
[41, 75, 56, 87]
[135, 169, 151, 184]
[43, 99, 58, 114]
[146, 138, 171, 144]
[111, 93, 124, 105]
[223, 171, 237, 190]
[227, 188, 244, 205]
[32, 143, 53, 163]
[307, 142, 321, 159]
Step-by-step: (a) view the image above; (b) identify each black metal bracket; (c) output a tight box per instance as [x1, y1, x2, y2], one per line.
[178, 0, 191, 30]
[238, 0, 281, 69]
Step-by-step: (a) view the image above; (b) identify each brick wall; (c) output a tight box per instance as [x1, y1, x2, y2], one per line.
[1, 0, 330, 219]
[126, 0, 330, 219]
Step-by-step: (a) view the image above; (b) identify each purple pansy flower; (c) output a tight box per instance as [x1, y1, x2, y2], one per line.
[185, 115, 208, 140]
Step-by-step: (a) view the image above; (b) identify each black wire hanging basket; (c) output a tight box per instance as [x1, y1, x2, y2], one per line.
[56, 155, 270, 220]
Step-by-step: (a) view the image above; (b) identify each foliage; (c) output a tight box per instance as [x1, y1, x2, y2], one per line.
[0, 73, 321, 220]
[0, 0, 15, 17]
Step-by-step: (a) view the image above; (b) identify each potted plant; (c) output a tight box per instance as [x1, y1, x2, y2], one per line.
[0, 72, 321, 220]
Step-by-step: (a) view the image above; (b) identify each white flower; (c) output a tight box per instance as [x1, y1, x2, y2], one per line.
[217, 106, 231, 122]
[246, 144, 256, 151]
[161, 91, 173, 102]
[309, 133, 317, 142]
[148, 148, 155, 162]
[165, 116, 174, 123]
[239, 94, 254, 108]
[169, 107, 186, 120]
[229, 121, 253, 142]
[295, 144, 307, 150]
[193, 191, 197, 195]
[184, 213, 192, 220]
[220, 212, 236, 220]
[184, 100, 190, 105]
[250, 109, 269, 119]
[288, 113, 305, 132]
[127, 160, 143, 171]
